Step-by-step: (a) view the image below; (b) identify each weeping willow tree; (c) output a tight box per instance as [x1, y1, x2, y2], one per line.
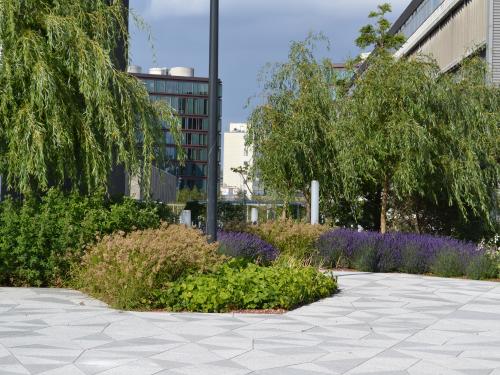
[247, 34, 343, 219]
[0, 0, 180, 195]
[339, 3, 500, 235]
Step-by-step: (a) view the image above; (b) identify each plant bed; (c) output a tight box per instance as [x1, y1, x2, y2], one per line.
[317, 229, 499, 280]
[150, 259, 337, 313]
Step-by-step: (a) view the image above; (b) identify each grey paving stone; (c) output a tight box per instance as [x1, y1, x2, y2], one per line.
[0, 273, 499, 374]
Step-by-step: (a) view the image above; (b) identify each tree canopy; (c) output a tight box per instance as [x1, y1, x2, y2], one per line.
[338, 4, 499, 235]
[0, 0, 180, 195]
[248, 4, 499, 240]
[247, 34, 343, 218]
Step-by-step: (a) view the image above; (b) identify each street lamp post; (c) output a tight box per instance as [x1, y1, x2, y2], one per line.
[206, 0, 219, 242]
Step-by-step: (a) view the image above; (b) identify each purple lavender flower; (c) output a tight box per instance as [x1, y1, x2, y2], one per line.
[217, 231, 279, 264]
[317, 229, 482, 273]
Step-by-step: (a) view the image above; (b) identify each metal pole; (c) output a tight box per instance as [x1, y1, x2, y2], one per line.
[207, 0, 219, 242]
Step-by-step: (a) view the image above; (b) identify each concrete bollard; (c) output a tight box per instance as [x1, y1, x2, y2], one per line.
[251, 207, 259, 224]
[311, 180, 319, 225]
[180, 210, 192, 228]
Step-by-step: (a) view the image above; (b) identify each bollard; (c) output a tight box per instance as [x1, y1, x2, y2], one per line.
[251, 207, 259, 224]
[311, 180, 319, 225]
[180, 210, 192, 228]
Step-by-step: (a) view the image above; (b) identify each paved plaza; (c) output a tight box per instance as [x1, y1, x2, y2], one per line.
[0, 272, 499, 375]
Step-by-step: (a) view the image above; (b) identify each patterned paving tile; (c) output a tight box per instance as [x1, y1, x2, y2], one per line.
[0, 274, 499, 374]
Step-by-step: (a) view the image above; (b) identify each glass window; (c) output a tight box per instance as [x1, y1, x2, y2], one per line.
[181, 82, 194, 95]
[155, 80, 166, 93]
[144, 79, 155, 92]
[199, 149, 207, 161]
[195, 83, 209, 95]
[165, 132, 174, 144]
[187, 98, 195, 114]
[165, 146, 176, 159]
[178, 98, 186, 114]
[399, 0, 444, 38]
[166, 81, 178, 94]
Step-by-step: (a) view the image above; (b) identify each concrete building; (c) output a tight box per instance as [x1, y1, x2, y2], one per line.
[221, 123, 265, 200]
[391, 0, 500, 83]
[129, 66, 221, 193]
[222, 123, 252, 199]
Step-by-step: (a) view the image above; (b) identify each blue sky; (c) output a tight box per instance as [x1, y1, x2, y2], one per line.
[129, 0, 410, 131]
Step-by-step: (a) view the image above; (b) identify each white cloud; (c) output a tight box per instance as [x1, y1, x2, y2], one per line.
[144, 0, 411, 19]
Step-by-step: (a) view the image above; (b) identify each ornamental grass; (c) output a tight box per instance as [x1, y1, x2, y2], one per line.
[74, 224, 224, 309]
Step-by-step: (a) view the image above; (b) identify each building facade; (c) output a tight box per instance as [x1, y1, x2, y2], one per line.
[222, 123, 252, 199]
[129, 66, 221, 192]
[391, 0, 500, 83]
[221, 123, 264, 200]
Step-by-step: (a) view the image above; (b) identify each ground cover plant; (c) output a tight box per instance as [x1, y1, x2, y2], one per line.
[0, 189, 173, 287]
[152, 259, 337, 313]
[75, 224, 224, 309]
[217, 231, 279, 265]
[317, 229, 498, 279]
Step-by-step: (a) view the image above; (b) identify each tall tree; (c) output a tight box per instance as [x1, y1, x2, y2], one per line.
[0, 0, 180, 195]
[339, 4, 499, 234]
[247, 34, 343, 219]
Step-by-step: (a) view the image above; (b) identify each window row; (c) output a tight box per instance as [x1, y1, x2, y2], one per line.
[164, 132, 208, 146]
[143, 79, 223, 97]
[398, 0, 444, 38]
[179, 162, 208, 178]
[180, 178, 206, 191]
[183, 133, 208, 146]
[187, 148, 208, 161]
[181, 117, 208, 131]
[152, 97, 223, 117]
[144, 80, 209, 96]
[151, 96, 208, 115]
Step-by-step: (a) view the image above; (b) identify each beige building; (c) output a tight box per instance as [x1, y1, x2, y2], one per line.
[222, 123, 253, 199]
[391, 0, 500, 83]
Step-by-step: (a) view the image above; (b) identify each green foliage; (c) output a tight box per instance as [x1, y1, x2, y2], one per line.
[0, 189, 171, 287]
[338, 6, 499, 234]
[75, 224, 224, 310]
[355, 3, 405, 52]
[400, 245, 428, 274]
[430, 251, 466, 278]
[247, 33, 343, 214]
[176, 187, 206, 203]
[353, 245, 379, 272]
[0, 0, 181, 195]
[465, 255, 498, 280]
[227, 220, 330, 262]
[153, 259, 337, 313]
[218, 202, 247, 224]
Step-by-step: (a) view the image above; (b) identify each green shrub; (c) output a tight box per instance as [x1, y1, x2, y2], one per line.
[466, 255, 498, 280]
[0, 189, 172, 287]
[227, 220, 330, 262]
[153, 259, 337, 313]
[400, 245, 428, 274]
[430, 251, 466, 278]
[353, 244, 379, 272]
[75, 224, 224, 309]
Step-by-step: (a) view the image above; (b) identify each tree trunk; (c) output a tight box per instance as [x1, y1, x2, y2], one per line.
[281, 197, 288, 220]
[304, 190, 311, 223]
[380, 176, 389, 234]
[414, 198, 421, 234]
